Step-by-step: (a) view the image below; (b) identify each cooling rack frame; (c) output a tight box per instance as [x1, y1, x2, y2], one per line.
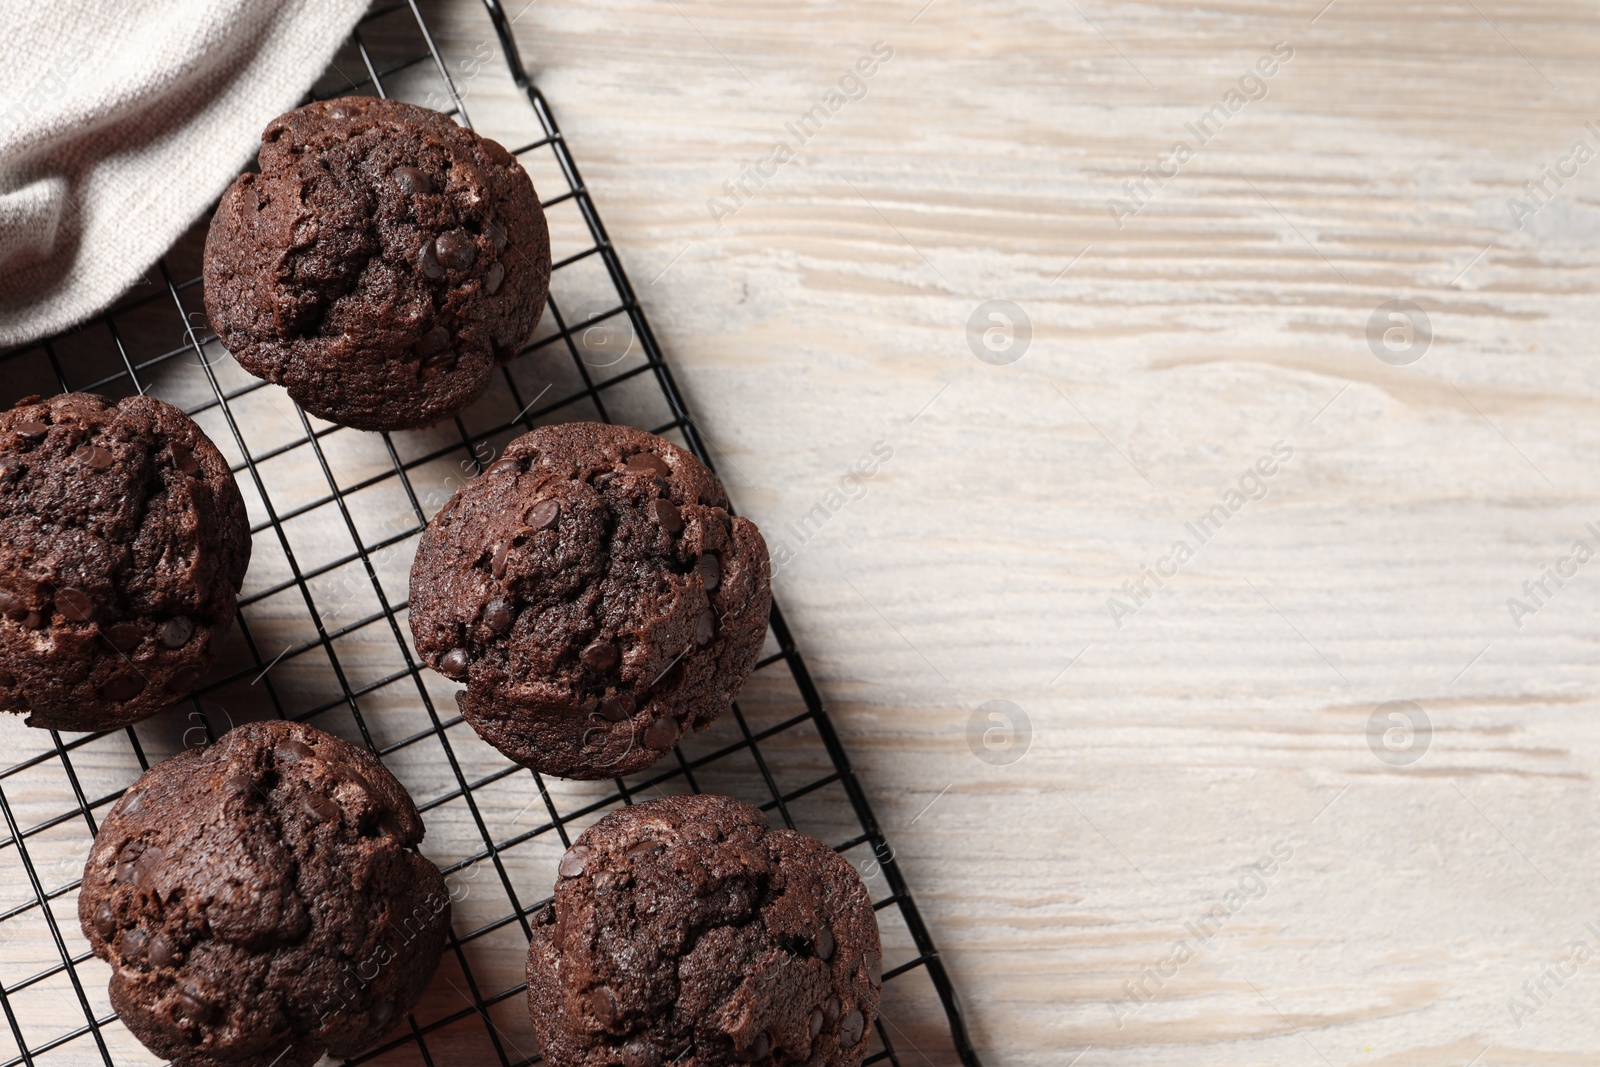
[0, 2, 981, 1064]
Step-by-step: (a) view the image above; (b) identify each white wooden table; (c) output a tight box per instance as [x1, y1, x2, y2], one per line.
[437, 1, 1600, 1063]
[8, 1, 1600, 1064]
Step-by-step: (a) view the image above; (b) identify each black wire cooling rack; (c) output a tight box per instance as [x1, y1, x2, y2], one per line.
[0, 2, 979, 1065]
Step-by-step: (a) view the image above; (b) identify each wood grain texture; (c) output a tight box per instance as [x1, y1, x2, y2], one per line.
[427, 1, 1600, 1064]
[6, 1, 1600, 1064]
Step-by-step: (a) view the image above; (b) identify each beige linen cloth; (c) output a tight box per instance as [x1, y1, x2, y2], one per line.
[0, 0, 372, 347]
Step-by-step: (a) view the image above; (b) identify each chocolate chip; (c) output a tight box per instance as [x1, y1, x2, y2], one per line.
[114, 844, 143, 885]
[273, 739, 315, 762]
[622, 1040, 661, 1067]
[642, 717, 680, 752]
[597, 693, 634, 722]
[823, 996, 841, 1026]
[177, 986, 219, 1026]
[485, 457, 520, 476]
[0, 588, 21, 619]
[439, 647, 470, 678]
[418, 238, 446, 279]
[302, 794, 340, 822]
[100, 671, 146, 701]
[734, 1032, 770, 1062]
[587, 984, 616, 1026]
[74, 444, 114, 469]
[695, 610, 716, 647]
[14, 420, 47, 437]
[435, 229, 477, 270]
[131, 846, 163, 888]
[651, 498, 682, 533]
[696, 554, 721, 592]
[161, 616, 194, 648]
[121, 789, 143, 816]
[559, 844, 590, 878]
[328, 104, 351, 120]
[372, 999, 395, 1029]
[147, 932, 174, 968]
[581, 640, 618, 671]
[122, 927, 149, 963]
[170, 443, 201, 475]
[483, 599, 513, 634]
[809, 1008, 825, 1040]
[393, 165, 432, 195]
[816, 926, 835, 961]
[222, 773, 253, 797]
[525, 499, 560, 530]
[103, 622, 141, 654]
[168, 666, 202, 693]
[625, 840, 664, 861]
[866, 949, 882, 987]
[417, 326, 451, 356]
[627, 453, 669, 476]
[839, 1009, 864, 1048]
[491, 221, 509, 252]
[491, 541, 510, 578]
[483, 261, 505, 295]
[93, 900, 116, 939]
[54, 587, 93, 623]
[342, 769, 374, 795]
[421, 350, 456, 373]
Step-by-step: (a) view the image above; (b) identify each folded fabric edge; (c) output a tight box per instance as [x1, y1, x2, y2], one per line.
[0, 0, 373, 351]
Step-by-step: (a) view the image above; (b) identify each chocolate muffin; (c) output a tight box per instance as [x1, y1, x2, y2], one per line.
[203, 95, 551, 431]
[0, 392, 250, 731]
[527, 794, 883, 1067]
[79, 720, 452, 1067]
[408, 423, 771, 779]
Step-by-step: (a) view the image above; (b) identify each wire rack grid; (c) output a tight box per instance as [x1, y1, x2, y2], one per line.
[0, 2, 979, 1064]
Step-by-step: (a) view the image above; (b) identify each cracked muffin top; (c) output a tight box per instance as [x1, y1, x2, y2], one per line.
[527, 794, 883, 1067]
[78, 720, 450, 1067]
[0, 392, 249, 731]
[203, 95, 551, 431]
[408, 422, 771, 779]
